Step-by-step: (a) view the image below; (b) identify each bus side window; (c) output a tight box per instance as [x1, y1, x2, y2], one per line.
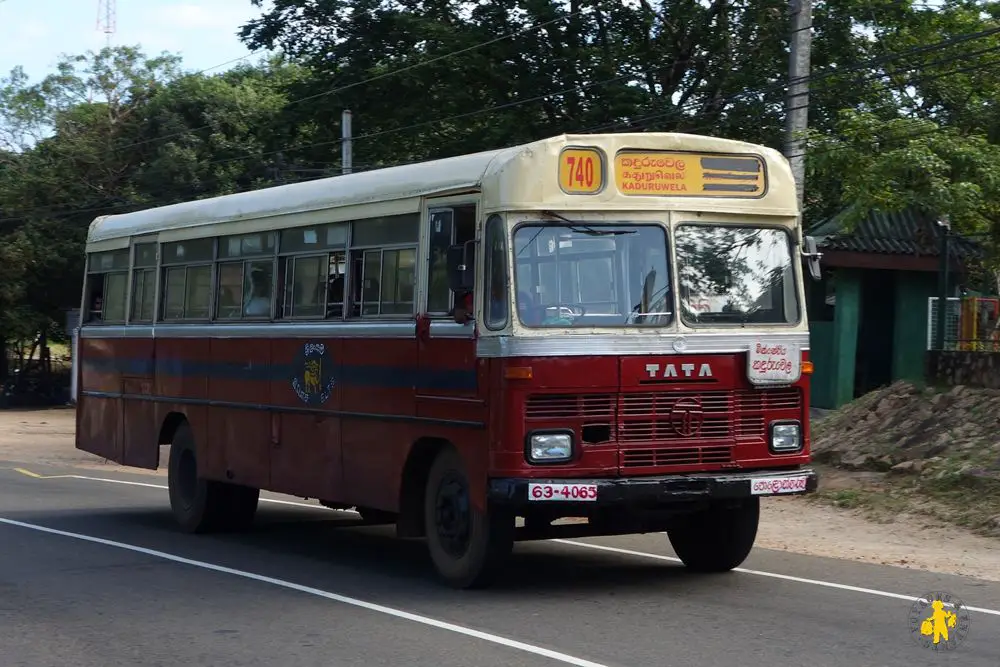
[346, 213, 419, 318]
[160, 239, 214, 321]
[483, 214, 509, 330]
[277, 223, 348, 320]
[130, 242, 157, 323]
[84, 249, 129, 324]
[427, 204, 477, 317]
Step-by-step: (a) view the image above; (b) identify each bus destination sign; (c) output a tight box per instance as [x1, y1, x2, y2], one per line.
[614, 151, 766, 198]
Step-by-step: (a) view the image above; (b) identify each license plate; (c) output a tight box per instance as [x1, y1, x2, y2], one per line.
[528, 482, 598, 502]
[749, 475, 810, 496]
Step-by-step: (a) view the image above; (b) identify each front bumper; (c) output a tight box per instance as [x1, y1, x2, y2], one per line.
[488, 467, 819, 509]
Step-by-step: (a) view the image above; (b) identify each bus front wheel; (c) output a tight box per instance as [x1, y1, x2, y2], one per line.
[167, 421, 259, 533]
[666, 497, 759, 572]
[423, 448, 514, 589]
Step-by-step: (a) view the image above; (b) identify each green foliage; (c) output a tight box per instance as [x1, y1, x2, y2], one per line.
[3, 0, 1000, 350]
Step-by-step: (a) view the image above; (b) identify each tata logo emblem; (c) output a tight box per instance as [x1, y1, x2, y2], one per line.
[670, 397, 704, 437]
[644, 362, 713, 379]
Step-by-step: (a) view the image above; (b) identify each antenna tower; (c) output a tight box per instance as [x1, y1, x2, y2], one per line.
[96, 0, 116, 48]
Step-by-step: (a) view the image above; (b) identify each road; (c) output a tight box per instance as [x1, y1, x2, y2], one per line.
[1, 461, 999, 667]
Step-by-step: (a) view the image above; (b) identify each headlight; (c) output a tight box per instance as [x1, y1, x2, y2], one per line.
[770, 421, 802, 453]
[526, 431, 573, 463]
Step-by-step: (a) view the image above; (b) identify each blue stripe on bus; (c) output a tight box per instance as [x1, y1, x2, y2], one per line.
[81, 358, 479, 392]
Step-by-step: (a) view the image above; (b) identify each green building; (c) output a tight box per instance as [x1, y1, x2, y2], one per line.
[805, 207, 982, 409]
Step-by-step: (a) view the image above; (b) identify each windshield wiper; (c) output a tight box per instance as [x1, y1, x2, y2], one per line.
[541, 210, 636, 236]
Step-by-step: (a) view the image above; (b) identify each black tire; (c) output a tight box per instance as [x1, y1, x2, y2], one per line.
[167, 420, 259, 533]
[666, 497, 760, 573]
[423, 447, 514, 589]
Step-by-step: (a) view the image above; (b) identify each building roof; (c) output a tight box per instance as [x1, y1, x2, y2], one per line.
[808, 206, 983, 259]
[86, 132, 799, 250]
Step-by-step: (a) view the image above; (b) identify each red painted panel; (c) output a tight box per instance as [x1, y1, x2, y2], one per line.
[155, 338, 210, 400]
[270, 338, 344, 500]
[120, 338, 158, 469]
[80, 338, 119, 394]
[77, 394, 122, 462]
[340, 338, 418, 416]
[341, 419, 414, 511]
[203, 339, 271, 487]
[506, 355, 619, 389]
[206, 406, 270, 488]
[272, 413, 341, 499]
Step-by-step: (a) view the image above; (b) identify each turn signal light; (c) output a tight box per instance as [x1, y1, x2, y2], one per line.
[505, 366, 533, 380]
[802, 360, 814, 374]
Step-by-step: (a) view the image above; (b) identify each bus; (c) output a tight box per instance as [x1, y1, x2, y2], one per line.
[75, 132, 822, 588]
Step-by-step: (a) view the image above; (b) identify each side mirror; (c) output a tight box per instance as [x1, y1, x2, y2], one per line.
[802, 235, 823, 282]
[447, 240, 476, 292]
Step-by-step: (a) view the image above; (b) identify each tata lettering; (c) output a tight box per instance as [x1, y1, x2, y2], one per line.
[644, 362, 714, 379]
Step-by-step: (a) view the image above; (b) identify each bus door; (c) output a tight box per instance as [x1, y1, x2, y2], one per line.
[416, 203, 483, 422]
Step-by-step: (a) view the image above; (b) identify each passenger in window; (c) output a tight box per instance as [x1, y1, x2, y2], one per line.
[89, 294, 103, 321]
[244, 267, 272, 317]
[453, 289, 473, 324]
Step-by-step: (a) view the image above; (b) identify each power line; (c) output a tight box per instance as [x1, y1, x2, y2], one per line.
[109, 8, 592, 154]
[147, 22, 1000, 178]
[582, 24, 1000, 134]
[5, 53, 997, 227]
[4, 21, 1000, 223]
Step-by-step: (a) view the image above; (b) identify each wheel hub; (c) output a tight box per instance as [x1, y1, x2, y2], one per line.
[434, 472, 471, 558]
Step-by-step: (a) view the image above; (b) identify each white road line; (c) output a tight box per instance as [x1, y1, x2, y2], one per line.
[27, 472, 1000, 618]
[0, 517, 609, 667]
[552, 540, 1000, 617]
[46, 474, 356, 513]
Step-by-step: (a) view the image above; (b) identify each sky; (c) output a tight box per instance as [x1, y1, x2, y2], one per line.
[0, 0, 275, 82]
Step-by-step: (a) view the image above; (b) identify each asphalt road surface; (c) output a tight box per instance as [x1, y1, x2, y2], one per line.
[2, 462, 999, 667]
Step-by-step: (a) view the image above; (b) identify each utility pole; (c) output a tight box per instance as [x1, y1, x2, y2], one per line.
[783, 0, 812, 210]
[342, 109, 353, 175]
[935, 217, 951, 351]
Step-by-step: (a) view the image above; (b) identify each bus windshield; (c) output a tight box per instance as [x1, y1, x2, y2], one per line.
[675, 223, 800, 326]
[512, 221, 671, 327]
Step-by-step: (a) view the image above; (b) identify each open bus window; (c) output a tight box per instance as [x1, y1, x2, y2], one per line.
[85, 249, 129, 324]
[346, 214, 419, 318]
[277, 223, 348, 319]
[512, 222, 671, 327]
[326, 252, 346, 318]
[427, 204, 477, 316]
[674, 224, 800, 326]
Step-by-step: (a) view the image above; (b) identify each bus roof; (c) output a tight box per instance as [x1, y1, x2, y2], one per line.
[86, 132, 798, 249]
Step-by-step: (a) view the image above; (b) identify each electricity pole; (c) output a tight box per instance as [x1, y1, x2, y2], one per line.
[342, 109, 353, 175]
[783, 0, 812, 210]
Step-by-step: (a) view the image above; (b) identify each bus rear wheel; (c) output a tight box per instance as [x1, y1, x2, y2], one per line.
[423, 448, 514, 589]
[666, 497, 759, 573]
[167, 421, 259, 533]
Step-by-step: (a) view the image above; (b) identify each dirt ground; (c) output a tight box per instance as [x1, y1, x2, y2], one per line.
[2, 407, 999, 582]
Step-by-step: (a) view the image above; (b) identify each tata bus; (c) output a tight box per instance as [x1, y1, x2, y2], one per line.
[75, 132, 822, 588]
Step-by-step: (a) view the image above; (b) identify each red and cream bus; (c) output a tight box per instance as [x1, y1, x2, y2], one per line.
[76, 132, 821, 588]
